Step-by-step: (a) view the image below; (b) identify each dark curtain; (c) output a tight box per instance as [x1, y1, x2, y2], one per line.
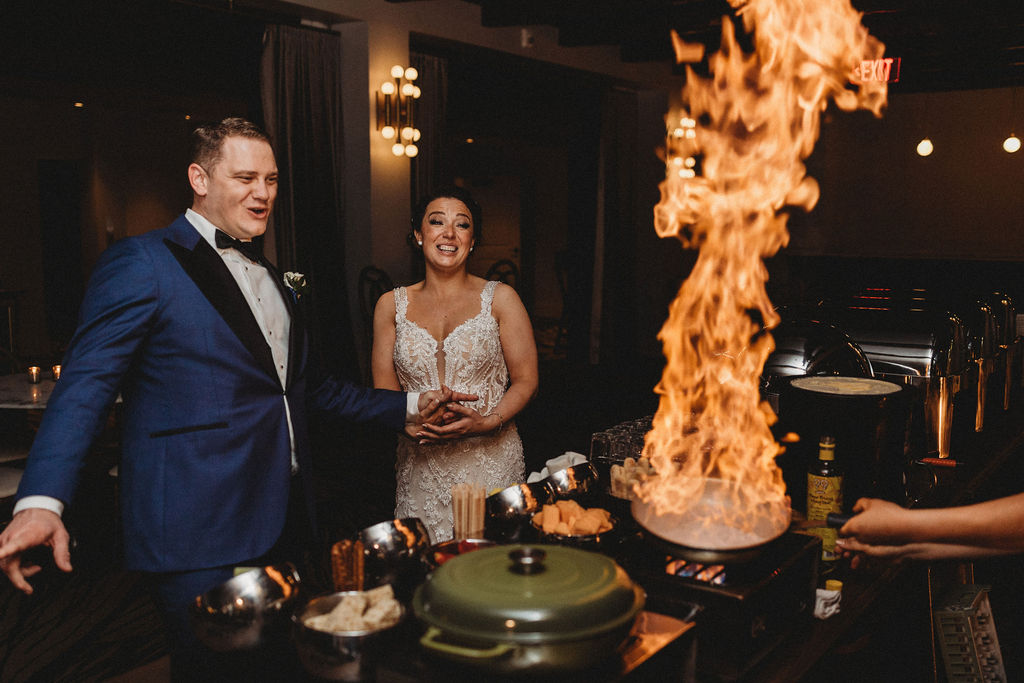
[409, 51, 449, 205]
[260, 25, 356, 378]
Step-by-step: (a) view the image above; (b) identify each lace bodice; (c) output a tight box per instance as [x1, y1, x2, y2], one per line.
[393, 280, 508, 415]
[391, 280, 524, 543]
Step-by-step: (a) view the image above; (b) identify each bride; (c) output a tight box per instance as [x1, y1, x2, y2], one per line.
[372, 186, 538, 543]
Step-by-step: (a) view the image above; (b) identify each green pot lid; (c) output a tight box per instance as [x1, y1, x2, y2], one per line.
[413, 544, 643, 643]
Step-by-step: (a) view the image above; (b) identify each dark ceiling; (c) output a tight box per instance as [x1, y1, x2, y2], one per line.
[393, 0, 1024, 94]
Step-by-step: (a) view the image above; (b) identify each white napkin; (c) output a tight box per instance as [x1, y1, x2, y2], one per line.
[814, 586, 842, 619]
[527, 451, 588, 483]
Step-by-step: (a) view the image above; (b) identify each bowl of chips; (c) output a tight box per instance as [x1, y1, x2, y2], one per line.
[531, 500, 620, 550]
[292, 584, 406, 681]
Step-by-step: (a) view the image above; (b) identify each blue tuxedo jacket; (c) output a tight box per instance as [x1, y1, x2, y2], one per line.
[17, 215, 406, 572]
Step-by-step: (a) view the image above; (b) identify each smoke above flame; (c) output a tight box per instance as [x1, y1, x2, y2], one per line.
[639, 0, 887, 528]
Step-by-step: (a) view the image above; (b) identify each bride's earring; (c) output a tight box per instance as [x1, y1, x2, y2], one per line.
[417, 240, 423, 246]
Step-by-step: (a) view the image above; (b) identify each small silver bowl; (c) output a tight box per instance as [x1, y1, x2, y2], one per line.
[292, 590, 406, 681]
[545, 461, 599, 499]
[485, 481, 555, 521]
[190, 563, 302, 651]
[484, 481, 554, 542]
[357, 518, 432, 596]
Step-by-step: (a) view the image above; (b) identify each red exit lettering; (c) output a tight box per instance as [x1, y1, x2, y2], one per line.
[851, 57, 901, 83]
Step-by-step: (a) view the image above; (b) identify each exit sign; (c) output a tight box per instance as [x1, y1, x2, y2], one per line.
[851, 57, 901, 83]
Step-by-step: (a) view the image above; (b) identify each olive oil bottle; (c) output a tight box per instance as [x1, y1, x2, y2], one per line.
[806, 435, 843, 561]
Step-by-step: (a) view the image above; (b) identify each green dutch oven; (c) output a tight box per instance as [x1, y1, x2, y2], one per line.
[412, 544, 645, 674]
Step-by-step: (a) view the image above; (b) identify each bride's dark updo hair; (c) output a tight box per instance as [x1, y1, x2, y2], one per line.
[408, 185, 483, 250]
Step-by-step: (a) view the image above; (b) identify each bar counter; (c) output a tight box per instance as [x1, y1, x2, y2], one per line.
[745, 386, 1024, 682]
[4, 379, 1023, 681]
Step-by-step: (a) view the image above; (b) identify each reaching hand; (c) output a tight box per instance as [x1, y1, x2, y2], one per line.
[416, 387, 452, 425]
[414, 387, 479, 426]
[838, 498, 912, 546]
[411, 402, 502, 443]
[0, 508, 73, 594]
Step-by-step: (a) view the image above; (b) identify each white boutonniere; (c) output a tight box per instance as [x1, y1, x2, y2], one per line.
[284, 272, 309, 299]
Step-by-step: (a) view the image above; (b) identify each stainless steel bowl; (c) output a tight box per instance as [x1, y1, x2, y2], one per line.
[486, 481, 555, 520]
[190, 563, 302, 651]
[484, 481, 555, 543]
[292, 590, 406, 681]
[545, 461, 599, 499]
[357, 518, 432, 598]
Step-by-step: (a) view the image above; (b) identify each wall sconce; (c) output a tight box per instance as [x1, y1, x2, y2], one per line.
[666, 114, 698, 179]
[377, 64, 421, 157]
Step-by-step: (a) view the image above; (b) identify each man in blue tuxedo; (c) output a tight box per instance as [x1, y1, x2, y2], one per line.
[0, 118, 466, 677]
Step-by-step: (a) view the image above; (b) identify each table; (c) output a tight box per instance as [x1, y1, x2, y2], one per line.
[0, 372, 56, 410]
[747, 384, 1024, 682]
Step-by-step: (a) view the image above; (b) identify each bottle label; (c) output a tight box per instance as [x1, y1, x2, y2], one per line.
[807, 473, 843, 559]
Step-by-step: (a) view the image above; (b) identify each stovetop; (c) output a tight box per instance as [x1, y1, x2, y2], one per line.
[618, 531, 822, 598]
[612, 531, 822, 681]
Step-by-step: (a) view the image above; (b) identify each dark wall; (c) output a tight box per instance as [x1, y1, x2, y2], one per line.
[790, 87, 1022, 261]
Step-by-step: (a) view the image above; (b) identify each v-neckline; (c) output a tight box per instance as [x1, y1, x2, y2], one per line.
[406, 308, 485, 348]
[402, 284, 489, 347]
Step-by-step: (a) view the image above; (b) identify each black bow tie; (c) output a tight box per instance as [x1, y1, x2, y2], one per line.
[215, 230, 265, 264]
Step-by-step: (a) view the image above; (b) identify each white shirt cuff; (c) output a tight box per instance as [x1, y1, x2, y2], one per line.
[13, 495, 64, 517]
[406, 392, 421, 422]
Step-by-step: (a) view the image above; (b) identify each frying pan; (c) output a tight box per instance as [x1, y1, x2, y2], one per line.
[630, 477, 793, 564]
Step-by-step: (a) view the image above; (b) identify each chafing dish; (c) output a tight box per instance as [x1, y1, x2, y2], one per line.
[951, 296, 998, 432]
[821, 295, 971, 459]
[982, 291, 1017, 410]
[761, 315, 874, 416]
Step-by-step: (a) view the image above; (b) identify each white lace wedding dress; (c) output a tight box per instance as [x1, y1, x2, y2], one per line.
[392, 280, 525, 543]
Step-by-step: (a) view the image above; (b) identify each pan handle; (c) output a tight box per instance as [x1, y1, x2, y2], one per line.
[826, 513, 852, 528]
[420, 627, 516, 660]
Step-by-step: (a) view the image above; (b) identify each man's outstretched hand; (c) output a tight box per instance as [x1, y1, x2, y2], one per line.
[0, 508, 73, 594]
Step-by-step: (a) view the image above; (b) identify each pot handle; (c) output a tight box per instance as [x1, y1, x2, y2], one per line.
[419, 626, 516, 660]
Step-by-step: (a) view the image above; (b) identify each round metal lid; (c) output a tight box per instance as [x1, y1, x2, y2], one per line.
[412, 544, 643, 643]
[790, 376, 901, 396]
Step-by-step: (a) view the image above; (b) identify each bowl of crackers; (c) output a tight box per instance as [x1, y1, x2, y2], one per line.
[609, 456, 657, 500]
[292, 584, 406, 681]
[531, 499, 620, 550]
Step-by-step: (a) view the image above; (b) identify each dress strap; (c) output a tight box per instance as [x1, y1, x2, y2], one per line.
[481, 280, 499, 316]
[394, 286, 408, 321]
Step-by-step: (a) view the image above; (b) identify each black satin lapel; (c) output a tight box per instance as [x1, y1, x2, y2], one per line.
[164, 238, 280, 382]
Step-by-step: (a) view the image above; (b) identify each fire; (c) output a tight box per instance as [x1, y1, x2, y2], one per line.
[639, 0, 887, 540]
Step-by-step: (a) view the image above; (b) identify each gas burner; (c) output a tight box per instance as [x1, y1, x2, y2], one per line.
[616, 532, 822, 681]
[665, 558, 727, 585]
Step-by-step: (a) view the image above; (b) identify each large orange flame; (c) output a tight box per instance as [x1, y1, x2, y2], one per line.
[639, 0, 887, 535]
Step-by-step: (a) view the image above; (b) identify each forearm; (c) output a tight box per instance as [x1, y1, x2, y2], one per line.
[485, 382, 535, 430]
[841, 538, 1017, 563]
[307, 374, 406, 430]
[904, 543, 1017, 560]
[910, 494, 1024, 551]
